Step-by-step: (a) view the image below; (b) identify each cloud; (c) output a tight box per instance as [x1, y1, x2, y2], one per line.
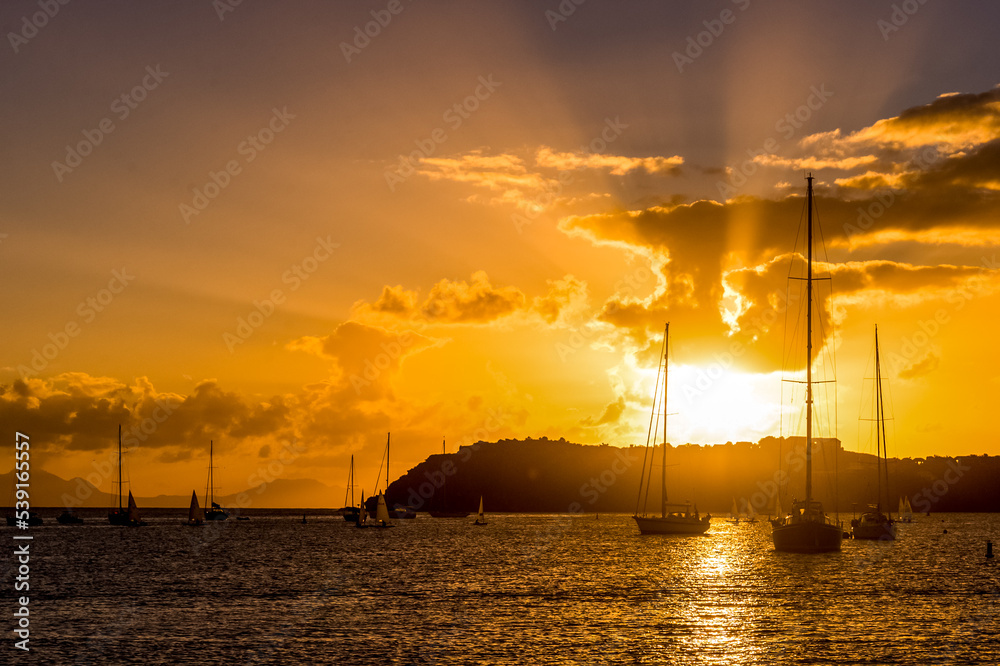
[534, 146, 683, 175]
[898, 351, 940, 380]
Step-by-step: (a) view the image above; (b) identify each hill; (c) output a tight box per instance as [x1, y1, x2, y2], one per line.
[386, 436, 1000, 515]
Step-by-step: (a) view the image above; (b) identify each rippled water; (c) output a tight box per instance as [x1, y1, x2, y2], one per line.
[7, 512, 999, 664]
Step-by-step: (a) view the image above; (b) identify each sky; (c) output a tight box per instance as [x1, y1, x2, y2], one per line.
[2, 1, 999, 505]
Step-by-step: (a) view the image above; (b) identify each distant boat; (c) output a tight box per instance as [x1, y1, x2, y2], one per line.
[898, 496, 913, 523]
[187, 490, 205, 527]
[57, 509, 83, 525]
[204, 440, 229, 521]
[852, 326, 896, 541]
[340, 455, 360, 523]
[729, 497, 741, 524]
[769, 496, 784, 528]
[366, 433, 416, 519]
[373, 493, 393, 528]
[355, 490, 369, 529]
[746, 502, 758, 524]
[109, 425, 146, 527]
[770, 174, 842, 553]
[632, 323, 710, 535]
[473, 496, 487, 526]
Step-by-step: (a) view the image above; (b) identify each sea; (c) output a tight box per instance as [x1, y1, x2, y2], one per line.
[4, 511, 999, 664]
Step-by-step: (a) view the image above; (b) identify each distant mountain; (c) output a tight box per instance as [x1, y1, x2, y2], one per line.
[0, 470, 337, 510]
[385, 437, 1000, 514]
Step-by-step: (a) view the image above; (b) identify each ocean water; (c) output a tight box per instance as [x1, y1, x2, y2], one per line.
[6, 512, 999, 664]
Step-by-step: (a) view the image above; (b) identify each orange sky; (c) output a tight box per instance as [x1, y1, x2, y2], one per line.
[2, 2, 999, 505]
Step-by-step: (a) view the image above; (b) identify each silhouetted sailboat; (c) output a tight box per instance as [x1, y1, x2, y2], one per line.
[187, 490, 205, 527]
[204, 440, 228, 521]
[340, 455, 360, 523]
[633, 323, 710, 535]
[771, 174, 842, 553]
[852, 326, 896, 541]
[473, 496, 487, 526]
[355, 490, 369, 529]
[109, 425, 146, 526]
[373, 493, 393, 528]
[898, 496, 913, 523]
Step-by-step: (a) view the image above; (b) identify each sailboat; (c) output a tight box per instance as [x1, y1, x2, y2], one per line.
[355, 490, 369, 529]
[109, 425, 146, 526]
[373, 493, 394, 528]
[204, 440, 228, 521]
[852, 326, 897, 541]
[365, 433, 416, 519]
[340, 455, 360, 523]
[898, 496, 914, 523]
[473, 496, 487, 526]
[187, 490, 205, 527]
[746, 502, 758, 524]
[632, 323, 711, 535]
[771, 174, 842, 553]
[729, 497, 741, 524]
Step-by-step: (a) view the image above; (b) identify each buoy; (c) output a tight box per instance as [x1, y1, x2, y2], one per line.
[943, 528, 948, 534]
[988, 540, 994, 558]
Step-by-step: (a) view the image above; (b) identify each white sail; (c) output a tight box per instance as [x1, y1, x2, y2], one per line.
[474, 496, 486, 525]
[731, 497, 740, 520]
[127, 490, 141, 524]
[376, 493, 391, 525]
[189, 490, 204, 523]
[775, 496, 782, 519]
[747, 502, 757, 520]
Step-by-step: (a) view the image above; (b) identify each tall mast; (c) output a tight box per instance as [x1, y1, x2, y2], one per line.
[386, 432, 390, 493]
[208, 440, 214, 506]
[118, 424, 123, 512]
[875, 325, 890, 517]
[805, 174, 814, 508]
[661, 322, 669, 519]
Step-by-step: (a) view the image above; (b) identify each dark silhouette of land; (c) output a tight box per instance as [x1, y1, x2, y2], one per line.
[387, 437, 1000, 515]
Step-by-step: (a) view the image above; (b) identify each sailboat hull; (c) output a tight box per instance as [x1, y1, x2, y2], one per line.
[852, 515, 897, 540]
[633, 515, 710, 535]
[772, 520, 842, 552]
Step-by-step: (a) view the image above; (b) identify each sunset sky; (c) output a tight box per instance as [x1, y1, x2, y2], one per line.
[3, 1, 999, 504]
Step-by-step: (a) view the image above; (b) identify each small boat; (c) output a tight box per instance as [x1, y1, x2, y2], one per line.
[632, 323, 710, 535]
[186, 490, 205, 526]
[57, 509, 84, 525]
[746, 502, 758, 524]
[852, 327, 896, 541]
[473, 496, 487, 526]
[372, 493, 393, 528]
[355, 490, 369, 529]
[769, 496, 784, 528]
[898, 496, 914, 523]
[729, 497, 741, 524]
[770, 174, 842, 553]
[204, 440, 229, 521]
[339, 454, 360, 523]
[109, 425, 146, 527]
[365, 433, 416, 519]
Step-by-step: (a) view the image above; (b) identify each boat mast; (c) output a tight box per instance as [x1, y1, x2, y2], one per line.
[805, 174, 814, 510]
[386, 432, 390, 494]
[207, 440, 214, 507]
[661, 322, 669, 519]
[118, 424, 123, 513]
[875, 325, 890, 517]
